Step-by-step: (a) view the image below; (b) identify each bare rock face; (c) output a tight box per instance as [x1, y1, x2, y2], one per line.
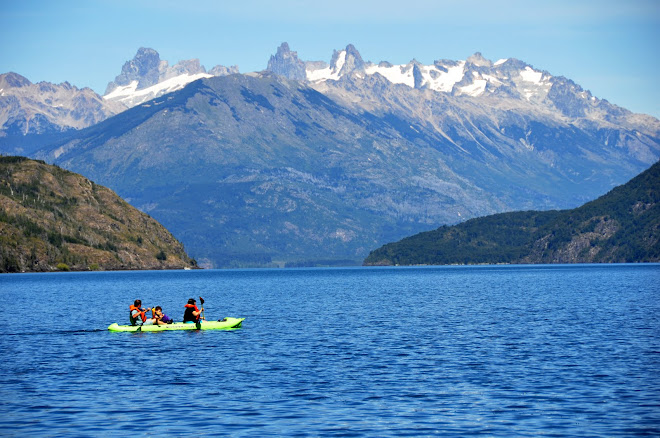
[106, 47, 163, 92]
[208, 64, 239, 76]
[267, 42, 306, 80]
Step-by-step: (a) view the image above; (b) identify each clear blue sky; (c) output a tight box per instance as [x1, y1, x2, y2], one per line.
[1, 0, 658, 117]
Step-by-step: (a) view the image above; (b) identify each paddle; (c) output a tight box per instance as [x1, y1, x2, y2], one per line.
[194, 296, 205, 330]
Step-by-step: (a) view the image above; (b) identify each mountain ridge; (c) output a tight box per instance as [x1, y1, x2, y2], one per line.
[2, 44, 658, 140]
[0, 72, 125, 138]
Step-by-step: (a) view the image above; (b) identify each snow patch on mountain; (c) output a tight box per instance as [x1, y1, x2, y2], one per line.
[423, 62, 466, 92]
[520, 66, 543, 84]
[364, 63, 415, 87]
[335, 51, 347, 74]
[307, 63, 340, 82]
[306, 51, 347, 82]
[460, 79, 487, 96]
[307, 50, 469, 94]
[283, 43, 648, 133]
[104, 73, 212, 107]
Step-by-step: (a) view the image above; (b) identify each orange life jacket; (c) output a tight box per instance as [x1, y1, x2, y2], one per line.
[129, 304, 147, 323]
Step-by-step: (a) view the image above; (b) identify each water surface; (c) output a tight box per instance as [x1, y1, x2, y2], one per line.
[1, 264, 659, 436]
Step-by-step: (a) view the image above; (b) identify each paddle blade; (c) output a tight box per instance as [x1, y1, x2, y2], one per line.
[199, 296, 205, 305]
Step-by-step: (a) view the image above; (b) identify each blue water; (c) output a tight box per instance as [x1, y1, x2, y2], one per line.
[0, 264, 659, 436]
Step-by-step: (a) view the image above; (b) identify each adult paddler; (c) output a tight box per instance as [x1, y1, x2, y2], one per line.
[183, 298, 204, 323]
[129, 299, 155, 326]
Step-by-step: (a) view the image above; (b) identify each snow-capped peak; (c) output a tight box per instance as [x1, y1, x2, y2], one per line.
[103, 48, 239, 108]
[296, 45, 556, 101]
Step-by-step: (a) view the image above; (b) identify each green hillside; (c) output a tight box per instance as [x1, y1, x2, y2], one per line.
[0, 156, 197, 273]
[364, 161, 660, 265]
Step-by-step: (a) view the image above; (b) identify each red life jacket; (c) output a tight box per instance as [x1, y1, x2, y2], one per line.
[129, 304, 147, 323]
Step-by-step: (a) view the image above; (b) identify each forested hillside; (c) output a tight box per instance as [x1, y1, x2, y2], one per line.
[0, 156, 197, 272]
[364, 161, 660, 265]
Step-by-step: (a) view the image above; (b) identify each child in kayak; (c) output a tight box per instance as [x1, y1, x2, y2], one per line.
[129, 299, 156, 326]
[153, 306, 173, 325]
[183, 298, 204, 323]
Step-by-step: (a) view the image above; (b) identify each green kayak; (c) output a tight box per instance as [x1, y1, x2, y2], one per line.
[108, 317, 245, 332]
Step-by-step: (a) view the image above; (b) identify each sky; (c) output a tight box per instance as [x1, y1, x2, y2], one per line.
[1, 0, 659, 117]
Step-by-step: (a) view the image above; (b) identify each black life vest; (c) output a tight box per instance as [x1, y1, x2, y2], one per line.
[183, 304, 199, 323]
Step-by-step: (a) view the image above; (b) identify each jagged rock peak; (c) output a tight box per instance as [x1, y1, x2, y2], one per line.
[0, 72, 123, 136]
[466, 52, 492, 67]
[412, 63, 425, 89]
[277, 42, 293, 55]
[171, 58, 205, 75]
[345, 44, 363, 60]
[209, 64, 240, 76]
[339, 44, 366, 74]
[160, 58, 207, 82]
[104, 47, 231, 101]
[105, 47, 162, 93]
[267, 42, 306, 80]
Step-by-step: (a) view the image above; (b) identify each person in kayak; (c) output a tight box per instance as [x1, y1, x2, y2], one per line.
[183, 298, 204, 323]
[129, 300, 156, 326]
[153, 306, 173, 324]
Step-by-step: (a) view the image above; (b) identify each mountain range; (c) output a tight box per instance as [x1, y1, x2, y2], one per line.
[1, 43, 659, 267]
[0, 48, 239, 141]
[0, 72, 124, 138]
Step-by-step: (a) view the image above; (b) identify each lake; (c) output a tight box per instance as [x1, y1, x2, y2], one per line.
[0, 264, 659, 436]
